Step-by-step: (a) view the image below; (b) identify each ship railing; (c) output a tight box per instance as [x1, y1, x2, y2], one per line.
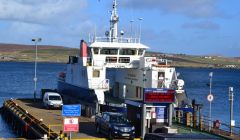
[174, 111, 240, 139]
[93, 37, 140, 43]
[88, 79, 109, 89]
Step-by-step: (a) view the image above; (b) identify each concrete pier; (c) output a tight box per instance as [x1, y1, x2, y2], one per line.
[1, 99, 103, 139]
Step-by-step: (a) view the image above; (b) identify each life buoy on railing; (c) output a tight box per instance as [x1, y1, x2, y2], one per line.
[59, 72, 66, 78]
[214, 120, 221, 129]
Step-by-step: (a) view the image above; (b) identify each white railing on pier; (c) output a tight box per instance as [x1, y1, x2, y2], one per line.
[92, 37, 140, 43]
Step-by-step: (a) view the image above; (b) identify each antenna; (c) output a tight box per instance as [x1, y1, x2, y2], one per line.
[138, 17, 143, 43]
[109, 0, 119, 42]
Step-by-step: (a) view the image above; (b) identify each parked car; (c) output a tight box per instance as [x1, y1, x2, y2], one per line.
[43, 92, 63, 109]
[95, 112, 135, 140]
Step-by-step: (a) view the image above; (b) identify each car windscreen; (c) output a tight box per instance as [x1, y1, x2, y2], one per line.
[49, 95, 61, 101]
[110, 115, 128, 123]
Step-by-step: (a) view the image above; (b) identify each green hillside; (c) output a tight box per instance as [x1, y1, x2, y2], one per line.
[1, 43, 240, 68]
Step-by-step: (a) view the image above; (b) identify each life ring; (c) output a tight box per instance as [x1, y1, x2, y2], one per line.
[214, 120, 221, 129]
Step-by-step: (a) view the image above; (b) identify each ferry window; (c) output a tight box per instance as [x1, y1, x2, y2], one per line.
[119, 57, 130, 63]
[138, 49, 144, 56]
[100, 48, 118, 55]
[119, 49, 136, 55]
[93, 48, 99, 54]
[93, 70, 100, 77]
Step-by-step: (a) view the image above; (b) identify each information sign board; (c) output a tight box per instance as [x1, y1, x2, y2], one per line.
[62, 105, 81, 117]
[144, 88, 175, 103]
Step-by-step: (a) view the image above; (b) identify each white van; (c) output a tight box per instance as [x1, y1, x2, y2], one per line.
[43, 92, 63, 109]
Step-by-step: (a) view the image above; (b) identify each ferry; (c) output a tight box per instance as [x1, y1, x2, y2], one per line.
[57, 0, 187, 116]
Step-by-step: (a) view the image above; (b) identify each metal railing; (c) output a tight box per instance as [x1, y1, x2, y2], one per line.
[48, 124, 63, 139]
[174, 111, 240, 139]
[93, 37, 140, 43]
[2, 100, 59, 139]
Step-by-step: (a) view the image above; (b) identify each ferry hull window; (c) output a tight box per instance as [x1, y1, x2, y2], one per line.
[93, 70, 100, 77]
[120, 49, 136, 55]
[100, 48, 118, 55]
[93, 48, 99, 54]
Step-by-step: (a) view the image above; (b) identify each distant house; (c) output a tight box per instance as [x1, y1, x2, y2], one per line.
[204, 56, 212, 59]
[225, 65, 236, 68]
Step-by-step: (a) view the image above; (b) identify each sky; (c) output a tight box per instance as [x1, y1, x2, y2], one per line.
[0, 0, 239, 57]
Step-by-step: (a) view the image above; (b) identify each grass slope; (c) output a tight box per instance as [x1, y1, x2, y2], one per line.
[1, 43, 240, 68]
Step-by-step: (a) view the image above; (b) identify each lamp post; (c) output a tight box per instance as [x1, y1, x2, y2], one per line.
[229, 87, 234, 135]
[32, 38, 42, 102]
[141, 69, 147, 139]
[138, 18, 143, 42]
[208, 72, 213, 131]
[130, 20, 134, 40]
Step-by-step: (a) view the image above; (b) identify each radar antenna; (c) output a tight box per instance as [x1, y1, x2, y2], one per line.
[109, 0, 119, 42]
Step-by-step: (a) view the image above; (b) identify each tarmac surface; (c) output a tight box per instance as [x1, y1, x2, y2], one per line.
[14, 99, 102, 139]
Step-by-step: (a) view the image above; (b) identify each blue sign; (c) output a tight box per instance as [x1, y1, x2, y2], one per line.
[156, 107, 165, 119]
[62, 105, 81, 117]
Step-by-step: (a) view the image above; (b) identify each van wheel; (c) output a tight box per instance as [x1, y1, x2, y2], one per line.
[108, 131, 113, 140]
[96, 125, 100, 134]
[129, 136, 134, 140]
[46, 105, 50, 110]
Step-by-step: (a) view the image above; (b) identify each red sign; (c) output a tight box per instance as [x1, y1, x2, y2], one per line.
[63, 117, 79, 132]
[144, 88, 175, 103]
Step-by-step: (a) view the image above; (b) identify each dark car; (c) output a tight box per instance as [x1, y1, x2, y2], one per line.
[95, 112, 135, 140]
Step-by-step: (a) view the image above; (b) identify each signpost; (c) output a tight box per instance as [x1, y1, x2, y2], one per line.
[62, 105, 81, 140]
[229, 87, 234, 135]
[208, 72, 213, 132]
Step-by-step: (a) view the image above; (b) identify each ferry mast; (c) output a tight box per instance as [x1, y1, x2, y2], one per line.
[109, 0, 119, 42]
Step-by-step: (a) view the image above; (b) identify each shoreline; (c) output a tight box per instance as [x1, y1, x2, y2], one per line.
[1, 60, 239, 69]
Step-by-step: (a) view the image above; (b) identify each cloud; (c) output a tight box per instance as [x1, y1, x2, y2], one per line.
[120, 0, 223, 18]
[0, 0, 87, 25]
[0, 0, 95, 47]
[182, 21, 220, 30]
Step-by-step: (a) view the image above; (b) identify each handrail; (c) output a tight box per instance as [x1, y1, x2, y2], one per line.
[174, 111, 240, 139]
[3, 100, 59, 139]
[93, 37, 140, 43]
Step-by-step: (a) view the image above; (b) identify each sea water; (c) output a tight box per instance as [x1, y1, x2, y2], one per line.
[0, 62, 239, 138]
[0, 62, 65, 138]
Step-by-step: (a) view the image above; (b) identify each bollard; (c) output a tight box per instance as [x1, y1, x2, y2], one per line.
[185, 112, 191, 126]
[43, 134, 48, 140]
